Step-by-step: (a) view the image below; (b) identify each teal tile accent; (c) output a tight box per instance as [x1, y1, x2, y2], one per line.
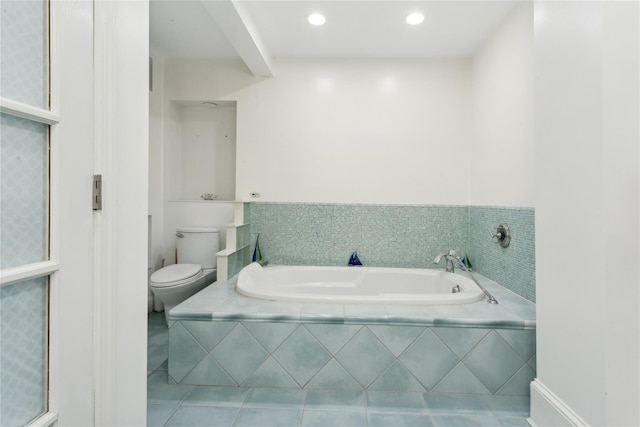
[182, 321, 235, 352]
[496, 329, 536, 362]
[432, 327, 490, 359]
[248, 202, 535, 302]
[366, 391, 428, 414]
[462, 331, 523, 393]
[181, 356, 236, 386]
[496, 365, 536, 396]
[147, 371, 193, 405]
[367, 325, 424, 357]
[469, 206, 535, 302]
[481, 395, 530, 417]
[242, 357, 299, 388]
[233, 408, 303, 427]
[334, 328, 395, 388]
[244, 388, 307, 409]
[301, 410, 367, 427]
[272, 326, 332, 386]
[368, 412, 434, 427]
[168, 322, 208, 383]
[148, 403, 178, 427]
[242, 322, 297, 353]
[368, 362, 426, 392]
[430, 414, 502, 427]
[168, 275, 535, 396]
[305, 324, 362, 354]
[305, 390, 366, 411]
[210, 325, 269, 385]
[399, 330, 458, 391]
[182, 387, 249, 407]
[305, 359, 363, 390]
[431, 363, 491, 394]
[249, 203, 468, 269]
[164, 406, 239, 427]
[236, 224, 250, 250]
[423, 393, 491, 415]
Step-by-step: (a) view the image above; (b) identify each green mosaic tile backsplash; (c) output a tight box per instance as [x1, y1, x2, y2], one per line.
[247, 203, 535, 302]
[469, 206, 536, 302]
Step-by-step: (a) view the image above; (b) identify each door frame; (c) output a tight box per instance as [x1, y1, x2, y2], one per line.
[41, 1, 149, 425]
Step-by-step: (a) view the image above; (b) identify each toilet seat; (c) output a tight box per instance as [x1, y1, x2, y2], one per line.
[150, 264, 203, 288]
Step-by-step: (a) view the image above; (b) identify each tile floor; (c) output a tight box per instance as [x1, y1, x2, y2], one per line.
[148, 312, 531, 427]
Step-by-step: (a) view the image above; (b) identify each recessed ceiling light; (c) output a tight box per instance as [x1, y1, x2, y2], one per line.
[405, 12, 425, 26]
[307, 13, 326, 26]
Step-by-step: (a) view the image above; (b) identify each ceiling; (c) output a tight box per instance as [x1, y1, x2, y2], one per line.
[150, 0, 518, 74]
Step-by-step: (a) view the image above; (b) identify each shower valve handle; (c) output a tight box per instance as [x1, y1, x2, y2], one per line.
[487, 224, 511, 248]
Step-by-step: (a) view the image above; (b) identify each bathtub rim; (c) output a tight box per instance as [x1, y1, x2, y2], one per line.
[169, 268, 537, 331]
[236, 262, 486, 305]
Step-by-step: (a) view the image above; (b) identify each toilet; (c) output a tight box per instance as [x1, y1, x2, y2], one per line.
[150, 227, 220, 323]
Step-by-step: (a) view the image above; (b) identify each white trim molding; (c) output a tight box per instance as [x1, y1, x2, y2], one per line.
[0, 261, 59, 286]
[529, 379, 589, 427]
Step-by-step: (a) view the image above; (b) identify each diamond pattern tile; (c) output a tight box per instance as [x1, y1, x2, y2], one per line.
[243, 322, 297, 353]
[183, 320, 235, 352]
[368, 361, 426, 392]
[463, 331, 524, 393]
[305, 324, 363, 355]
[399, 330, 458, 391]
[168, 322, 208, 383]
[432, 363, 490, 394]
[433, 327, 490, 359]
[168, 318, 534, 397]
[305, 359, 362, 390]
[335, 328, 395, 388]
[272, 326, 332, 386]
[496, 329, 536, 362]
[211, 324, 269, 384]
[242, 357, 299, 388]
[368, 325, 424, 357]
[496, 365, 535, 396]
[180, 355, 236, 386]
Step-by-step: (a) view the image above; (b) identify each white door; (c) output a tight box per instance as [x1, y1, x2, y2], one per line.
[1, 1, 148, 425]
[1, 1, 96, 425]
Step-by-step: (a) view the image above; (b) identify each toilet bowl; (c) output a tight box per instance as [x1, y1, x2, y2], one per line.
[150, 227, 220, 323]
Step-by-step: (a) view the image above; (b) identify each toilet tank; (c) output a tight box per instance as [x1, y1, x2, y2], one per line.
[176, 227, 220, 269]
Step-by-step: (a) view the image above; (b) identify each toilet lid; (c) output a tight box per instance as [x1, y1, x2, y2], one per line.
[150, 264, 202, 286]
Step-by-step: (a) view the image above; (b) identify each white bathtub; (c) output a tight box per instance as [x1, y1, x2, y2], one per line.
[236, 263, 485, 304]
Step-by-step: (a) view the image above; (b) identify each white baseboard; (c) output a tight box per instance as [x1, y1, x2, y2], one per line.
[529, 379, 589, 427]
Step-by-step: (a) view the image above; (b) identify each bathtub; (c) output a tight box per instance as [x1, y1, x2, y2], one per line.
[168, 268, 536, 395]
[236, 262, 485, 305]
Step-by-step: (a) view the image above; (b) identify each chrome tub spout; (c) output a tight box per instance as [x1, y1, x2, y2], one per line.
[434, 250, 498, 304]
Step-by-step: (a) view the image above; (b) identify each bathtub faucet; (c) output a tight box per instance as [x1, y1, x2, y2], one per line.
[434, 250, 457, 273]
[434, 250, 499, 304]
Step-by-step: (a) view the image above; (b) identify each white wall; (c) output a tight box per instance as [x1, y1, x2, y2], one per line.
[164, 58, 472, 205]
[532, 1, 639, 425]
[149, 51, 165, 272]
[470, 2, 534, 207]
[149, 58, 237, 276]
[169, 103, 236, 201]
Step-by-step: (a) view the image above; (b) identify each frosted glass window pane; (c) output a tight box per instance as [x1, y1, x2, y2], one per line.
[0, 277, 48, 427]
[0, 0, 48, 108]
[0, 113, 48, 269]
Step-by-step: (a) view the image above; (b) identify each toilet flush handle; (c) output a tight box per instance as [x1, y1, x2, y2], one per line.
[176, 232, 184, 238]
